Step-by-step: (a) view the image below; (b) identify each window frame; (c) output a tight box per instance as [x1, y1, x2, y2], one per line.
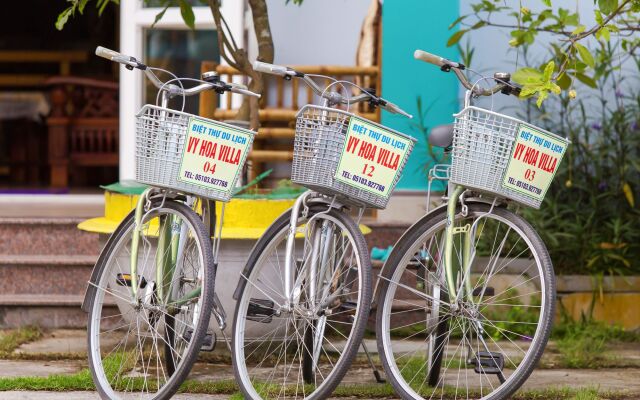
[118, 1, 245, 180]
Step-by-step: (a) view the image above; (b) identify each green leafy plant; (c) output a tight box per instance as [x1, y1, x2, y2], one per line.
[448, 0, 640, 104]
[520, 42, 640, 276]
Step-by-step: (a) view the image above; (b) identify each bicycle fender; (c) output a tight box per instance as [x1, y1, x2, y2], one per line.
[232, 207, 294, 301]
[81, 211, 135, 313]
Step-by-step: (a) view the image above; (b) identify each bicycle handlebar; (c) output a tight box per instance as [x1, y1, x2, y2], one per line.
[95, 46, 260, 99]
[414, 49, 520, 98]
[253, 61, 412, 118]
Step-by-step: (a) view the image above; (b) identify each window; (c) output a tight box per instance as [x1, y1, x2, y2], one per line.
[118, 1, 244, 180]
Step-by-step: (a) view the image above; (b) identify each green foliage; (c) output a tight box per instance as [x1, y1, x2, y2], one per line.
[0, 326, 42, 355]
[482, 289, 541, 341]
[56, 0, 116, 30]
[520, 43, 640, 276]
[448, 0, 640, 104]
[552, 318, 640, 368]
[411, 96, 449, 181]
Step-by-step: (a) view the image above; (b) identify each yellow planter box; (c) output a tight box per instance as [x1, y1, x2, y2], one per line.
[78, 190, 371, 239]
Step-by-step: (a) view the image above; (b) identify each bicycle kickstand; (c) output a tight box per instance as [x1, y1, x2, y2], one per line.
[361, 340, 386, 383]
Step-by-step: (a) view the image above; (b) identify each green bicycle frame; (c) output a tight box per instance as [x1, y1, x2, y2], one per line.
[129, 191, 201, 310]
[443, 185, 474, 302]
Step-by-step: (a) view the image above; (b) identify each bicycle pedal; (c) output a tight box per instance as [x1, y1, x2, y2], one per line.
[472, 287, 494, 296]
[246, 299, 275, 323]
[200, 332, 216, 352]
[182, 328, 193, 342]
[469, 351, 504, 374]
[116, 273, 147, 289]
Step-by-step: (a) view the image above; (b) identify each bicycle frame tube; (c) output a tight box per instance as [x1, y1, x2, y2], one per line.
[130, 188, 153, 298]
[444, 185, 464, 298]
[156, 215, 172, 303]
[284, 191, 314, 306]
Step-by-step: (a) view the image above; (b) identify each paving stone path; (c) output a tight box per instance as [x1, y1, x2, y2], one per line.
[3, 330, 640, 399]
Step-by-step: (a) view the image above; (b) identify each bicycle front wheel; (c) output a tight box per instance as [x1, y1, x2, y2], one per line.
[86, 199, 215, 400]
[232, 205, 372, 400]
[376, 203, 555, 400]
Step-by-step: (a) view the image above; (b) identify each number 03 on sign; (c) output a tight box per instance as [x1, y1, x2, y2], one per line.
[502, 124, 567, 201]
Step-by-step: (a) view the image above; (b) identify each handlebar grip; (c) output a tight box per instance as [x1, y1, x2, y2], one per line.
[384, 101, 413, 119]
[95, 46, 123, 61]
[253, 61, 289, 76]
[230, 87, 261, 99]
[414, 50, 446, 67]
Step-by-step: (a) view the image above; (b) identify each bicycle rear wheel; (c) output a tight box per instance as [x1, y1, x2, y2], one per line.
[86, 199, 215, 400]
[376, 203, 555, 400]
[232, 204, 371, 400]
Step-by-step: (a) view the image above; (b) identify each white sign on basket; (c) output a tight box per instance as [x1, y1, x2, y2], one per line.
[502, 124, 567, 201]
[334, 116, 412, 199]
[177, 117, 252, 196]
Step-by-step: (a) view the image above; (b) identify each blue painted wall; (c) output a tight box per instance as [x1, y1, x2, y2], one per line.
[381, 1, 459, 191]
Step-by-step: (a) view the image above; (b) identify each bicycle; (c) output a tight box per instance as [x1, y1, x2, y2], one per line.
[230, 61, 415, 399]
[374, 50, 570, 400]
[82, 46, 260, 399]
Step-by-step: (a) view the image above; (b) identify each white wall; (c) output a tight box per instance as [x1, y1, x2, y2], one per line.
[458, 0, 629, 113]
[257, 0, 371, 66]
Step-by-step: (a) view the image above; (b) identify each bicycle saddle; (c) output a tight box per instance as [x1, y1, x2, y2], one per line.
[429, 124, 454, 148]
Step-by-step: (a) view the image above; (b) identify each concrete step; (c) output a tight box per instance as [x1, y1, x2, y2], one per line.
[0, 254, 95, 296]
[0, 294, 87, 329]
[0, 255, 93, 329]
[0, 218, 101, 256]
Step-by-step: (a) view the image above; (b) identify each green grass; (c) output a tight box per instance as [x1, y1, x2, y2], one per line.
[552, 319, 640, 368]
[0, 370, 633, 400]
[0, 326, 43, 356]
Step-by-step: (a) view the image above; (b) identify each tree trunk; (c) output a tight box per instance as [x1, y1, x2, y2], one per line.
[208, 0, 274, 130]
[237, 0, 274, 129]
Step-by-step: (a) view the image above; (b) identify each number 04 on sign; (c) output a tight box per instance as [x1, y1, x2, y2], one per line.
[334, 117, 412, 199]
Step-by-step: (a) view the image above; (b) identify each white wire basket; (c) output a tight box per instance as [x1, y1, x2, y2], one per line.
[135, 105, 256, 202]
[450, 105, 569, 209]
[292, 105, 416, 209]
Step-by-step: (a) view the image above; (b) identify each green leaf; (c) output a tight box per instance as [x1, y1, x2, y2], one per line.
[447, 30, 468, 47]
[178, 0, 195, 29]
[594, 10, 604, 25]
[622, 183, 635, 207]
[574, 43, 595, 68]
[97, 0, 112, 16]
[572, 25, 586, 35]
[536, 90, 549, 107]
[549, 82, 561, 95]
[573, 72, 598, 88]
[520, 85, 542, 97]
[55, 7, 74, 31]
[448, 15, 467, 30]
[512, 67, 544, 85]
[600, 27, 611, 41]
[78, 0, 90, 14]
[556, 72, 572, 90]
[542, 0, 552, 6]
[598, 0, 618, 15]
[152, 5, 170, 28]
[543, 60, 555, 81]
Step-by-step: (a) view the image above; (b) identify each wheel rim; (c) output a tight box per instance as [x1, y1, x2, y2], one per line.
[88, 207, 208, 399]
[234, 213, 366, 399]
[380, 208, 550, 400]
